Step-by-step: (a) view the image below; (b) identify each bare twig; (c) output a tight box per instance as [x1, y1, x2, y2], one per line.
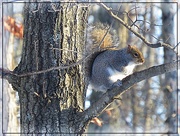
[135, 19, 163, 26]
[0, 59, 84, 78]
[173, 42, 180, 50]
[52, 47, 84, 54]
[0, 68, 20, 91]
[99, 3, 176, 52]
[0, 68, 14, 79]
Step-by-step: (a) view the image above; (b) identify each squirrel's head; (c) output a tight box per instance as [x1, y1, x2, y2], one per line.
[127, 45, 145, 65]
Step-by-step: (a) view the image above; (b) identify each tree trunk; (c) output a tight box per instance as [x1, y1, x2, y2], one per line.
[161, 2, 177, 134]
[10, 2, 88, 135]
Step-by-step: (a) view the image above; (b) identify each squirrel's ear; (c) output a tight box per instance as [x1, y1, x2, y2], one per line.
[127, 45, 131, 52]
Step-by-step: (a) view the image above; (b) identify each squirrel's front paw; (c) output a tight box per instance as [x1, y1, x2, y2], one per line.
[112, 79, 122, 87]
[108, 80, 122, 91]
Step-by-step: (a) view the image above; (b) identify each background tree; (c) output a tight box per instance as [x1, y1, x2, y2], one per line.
[1, 2, 23, 133]
[162, 1, 177, 133]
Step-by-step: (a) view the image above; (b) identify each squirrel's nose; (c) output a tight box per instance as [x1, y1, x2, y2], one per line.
[141, 58, 145, 63]
[138, 58, 145, 64]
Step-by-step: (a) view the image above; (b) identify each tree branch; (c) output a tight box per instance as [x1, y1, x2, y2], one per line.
[99, 2, 176, 52]
[0, 68, 15, 81]
[0, 68, 21, 91]
[82, 60, 179, 124]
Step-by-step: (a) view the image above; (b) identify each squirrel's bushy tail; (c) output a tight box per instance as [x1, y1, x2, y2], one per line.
[85, 23, 119, 53]
[84, 23, 119, 78]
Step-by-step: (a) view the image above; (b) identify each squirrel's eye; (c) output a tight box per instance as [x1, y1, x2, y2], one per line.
[134, 52, 138, 57]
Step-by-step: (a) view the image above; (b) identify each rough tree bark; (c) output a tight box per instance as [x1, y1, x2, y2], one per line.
[5, 2, 88, 135]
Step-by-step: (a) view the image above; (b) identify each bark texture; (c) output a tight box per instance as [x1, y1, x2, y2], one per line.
[10, 2, 88, 135]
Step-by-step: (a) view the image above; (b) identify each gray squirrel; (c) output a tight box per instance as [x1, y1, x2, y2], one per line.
[86, 24, 145, 92]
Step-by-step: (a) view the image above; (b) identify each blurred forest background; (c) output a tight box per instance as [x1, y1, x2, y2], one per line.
[0, 0, 179, 135]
